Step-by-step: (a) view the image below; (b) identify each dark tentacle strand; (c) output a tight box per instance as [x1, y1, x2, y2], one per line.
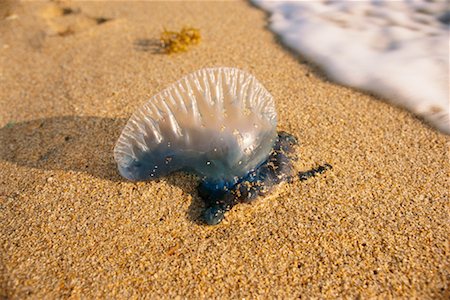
[298, 163, 332, 181]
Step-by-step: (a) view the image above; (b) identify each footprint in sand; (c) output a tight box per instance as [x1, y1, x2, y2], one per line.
[40, 1, 111, 36]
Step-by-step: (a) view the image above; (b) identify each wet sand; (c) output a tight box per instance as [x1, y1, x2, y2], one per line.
[0, 1, 448, 298]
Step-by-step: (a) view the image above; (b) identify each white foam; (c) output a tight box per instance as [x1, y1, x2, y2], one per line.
[252, 0, 449, 134]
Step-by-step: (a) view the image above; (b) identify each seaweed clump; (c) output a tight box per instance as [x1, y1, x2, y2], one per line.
[160, 27, 201, 54]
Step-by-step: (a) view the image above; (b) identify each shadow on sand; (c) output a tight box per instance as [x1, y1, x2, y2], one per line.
[0, 116, 126, 181]
[0, 116, 205, 223]
[133, 38, 165, 54]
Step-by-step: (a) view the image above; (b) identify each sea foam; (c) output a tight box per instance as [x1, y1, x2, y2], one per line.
[252, 0, 449, 134]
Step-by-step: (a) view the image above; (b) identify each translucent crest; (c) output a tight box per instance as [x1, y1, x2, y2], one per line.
[114, 67, 277, 185]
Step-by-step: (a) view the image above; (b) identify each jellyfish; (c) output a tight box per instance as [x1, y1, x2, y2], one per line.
[114, 67, 330, 225]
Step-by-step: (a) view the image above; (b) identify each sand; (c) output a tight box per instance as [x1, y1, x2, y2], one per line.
[0, 1, 448, 298]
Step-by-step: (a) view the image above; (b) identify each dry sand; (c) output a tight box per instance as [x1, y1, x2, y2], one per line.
[0, 1, 448, 298]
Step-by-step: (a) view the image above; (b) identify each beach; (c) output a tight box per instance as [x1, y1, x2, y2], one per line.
[0, 1, 449, 298]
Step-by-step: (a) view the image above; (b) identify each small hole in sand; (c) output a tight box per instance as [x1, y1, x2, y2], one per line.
[62, 7, 77, 15]
[95, 17, 110, 25]
[58, 28, 75, 37]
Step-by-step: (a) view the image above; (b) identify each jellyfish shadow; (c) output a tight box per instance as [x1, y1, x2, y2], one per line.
[0, 116, 126, 181]
[0, 116, 205, 224]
